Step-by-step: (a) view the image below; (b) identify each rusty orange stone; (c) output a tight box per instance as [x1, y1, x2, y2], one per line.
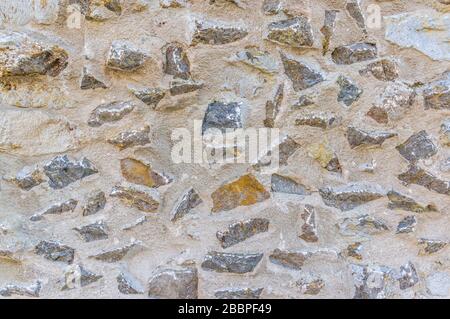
[120, 158, 171, 188]
[211, 174, 270, 213]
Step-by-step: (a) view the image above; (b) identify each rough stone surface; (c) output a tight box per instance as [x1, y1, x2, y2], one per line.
[269, 249, 312, 270]
[266, 17, 314, 48]
[299, 205, 318, 242]
[201, 251, 263, 273]
[107, 126, 151, 150]
[271, 174, 311, 195]
[396, 131, 437, 163]
[332, 43, 377, 65]
[202, 101, 242, 134]
[346, 127, 397, 149]
[423, 72, 450, 110]
[281, 53, 324, 91]
[192, 20, 248, 45]
[337, 76, 363, 106]
[171, 188, 202, 222]
[396, 216, 417, 234]
[387, 191, 437, 213]
[82, 191, 107, 216]
[88, 101, 135, 127]
[44, 155, 98, 189]
[216, 218, 269, 248]
[35, 241, 75, 264]
[106, 40, 146, 71]
[148, 267, 198, 299]
[74, 220, 109, 242]
[398, 165, 450, 195]
[215, 287, 263, 299]
[117, 271, 144, 295]
[110, 185, 160, 212]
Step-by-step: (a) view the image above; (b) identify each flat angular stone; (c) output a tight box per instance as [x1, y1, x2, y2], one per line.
[269, 249, 312, 270]
[346, 127, 397, 148]
[88, 101, 134, 127]
[148, 267, 198, 299]
[201, 251, 263, 273]
[163, 42, 191, 79]
[264, 83, 284, 128]
[228, 47, 278, 74]
[44, 155, 98, 189]
[110, 185, 160, 212]
[279, 136, 301, 166]
[295, 112, 340, 129]
[398, 164, 450, 195]
[217, 218, 269, 248]
[169, 78, 204, 96]
[271, 174, 311, 195]
[62, 265, 102, 290]
[337, 76, 363, 106]
[0, 31, 68, 77]
[396, 131, 437, 163]
[308, 143, 342, 173]
[345, 242, 363, 260]
[122, 216, 147, 231]
[299, 205, 318, 242]
[129, 87, 165, 108]
[0, 281, 41, 298]
[351, 264, 394, 299]
[338, 214, 390, 236]
[82, 191, 106, 216]
[106, 40, 146, 71]
[319, 183, 386, 211]
[192, 20, 248, 45]
[293, 94, 315, 108]
[89, 241, 141, 262]
[80, 67, 107, 90]
[396, 215, 417, 234]
[297, 278, 325, 295]
[74, 220, 109, 242]
[108, 126, 151, 150]
[120, 158, 172, 188]
[346, 0, 366, 32]
[215, 287, 263, 299]
[423, 72, 450, 110]
[31, 199, 78, 221]
[8, 166, 44, 191]
[117, 271, 144, 294]
[387, 190, 437, 213]
[267, 17, 314, 48]
[367, 81, 415, 124]
[418, 239, 447, 255]
[281, 53, 324, 91]
[35, 241, 75, 264]
[360, 59, 399, 82]
[202, 101, 242, 134]
[171, 188, 202, 222]
[321, 10, 339, 55]
[211, 174, 270, 212]
[399, 262, 419, 290]
[332, 43, 377, 65]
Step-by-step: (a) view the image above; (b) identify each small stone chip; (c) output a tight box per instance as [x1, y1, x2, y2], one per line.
[106, 40, 146, 71]
[295, 112, 340, 129]
[62, 265, 102, 290]
[299, 205, 318, 242]
[332, 43, 377, 65]
[82, 191, 107, 216]
[337, 214, 390, 237]
[337, 75, 363, 106]
[267, 17, 314, 48]
[192, 20, 248, 45]
[108, 126, 151, 150]
[216, 218, 269, 248]
[110, 185, 160, 212]
[269, 249, 312, 270]
[80, 67, 107, 90]
[169, 78, 204, 96]
[201, 251, 263, 273]
[271, 174, 311, 195]
[129, 87, 166, 108]
[88, 101, 134, 127]
[387, 190, 437, 213]
[202, 101, 242, 134]
[281, 53, 324, 91]
[360, 59, 399, 82]
[44, 155, 98, 189]
[31, 199, 78, 221]
[423, 72, 449, 110]
[35, 241, 75, 264]
[418, 239, 447, 255]
[398, 165, 450, 195]
[399, 262, 419, 290]
[396, 131, 437, 163]
[117, 271, 144, 294]
[148, 267, 198, 299]
[163, 42, 191, 79]
[120, 158, 172, 188]
[171, 188, 202, 222]
[321, 10, 339, 55]
[396, 215, 417, 234]
[346, 127, 397, 148]
[89, 241, 142, 263]
[8, 166, 45, 191]
[74, 220, 109, 242]
[0, 281, 41, 298]
[215, 287, 263, 299]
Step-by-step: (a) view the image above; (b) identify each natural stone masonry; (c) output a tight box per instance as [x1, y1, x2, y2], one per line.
[0, 0, 448, 300]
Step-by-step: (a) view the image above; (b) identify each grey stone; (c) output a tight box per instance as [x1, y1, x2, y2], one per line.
[0, 31, 68, 77]
[130, 87, 166, 108]
[337, 76, 363, 106]
[319, 183, 386, 211]
[279, 136, 301, 166]
[299, 205, 318, 242]
[293, 94, 315, 108]
[264, 83, 284, 128]
[271, 174, 311, 195]
[35, 240, 75, 264]
[398, 164, 450, 195]
[269, 249, 312, 270]
[426, 272, 450, 297]
[8, 166, 44, 191]
[216, 218, 269, 248]
[163, 42, 191, 79]
[399, 262, 419, 290]
[215, 287, 263, 299]
[169, 78, 204, 96]
[89, 241, 142, 263]
[117, 271, 144, 294]
[267, 17, 314, 48]
[281, 53, 324, 91]
[396, 131, 437, 163]
[360, 59, 399, 82]
[295, 112, 341, 129]
[30, 199, 78, 221]
[351, 264, 394, 299]
[62, 265, 102, 290]
[229, 47, 278, 74]
[297, 278, 325, 295]
[320, 10, 339, 55]
[88, 101, 134, 127]
[74, 220, 109, 242]
[80, 67, 107, 90]
[171, 188, 202, 222]
[110, 185, 160, 212]
[338, 214, 390, 237]
[418, 239, 447, 255]
[262, 0, 281, 15]
[396, 215, 417, 234]
[346, 0, 366, 32]
[332, 43, 377, 65]
[108, 126, 151, 150]
[43, 155, 98, 189]
[201, 251, 263, 273]
[192, 20, 248, 45]
[82, 191, 106, 216]
[106, 40, 146, 71]
[122, 216, 147, 231]
[387, 190, 437, 213]
[202, 101, 242, 134]
[423, 72, 450, 110]
[0, 281, 41, 298]
[148, 268, 198, 299]
[346, 127, 397, 148]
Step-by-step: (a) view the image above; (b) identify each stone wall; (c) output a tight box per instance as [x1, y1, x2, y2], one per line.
[0, 0, 449, 299]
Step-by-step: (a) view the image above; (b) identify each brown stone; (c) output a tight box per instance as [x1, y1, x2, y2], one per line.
[120, 158, 172, 188]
